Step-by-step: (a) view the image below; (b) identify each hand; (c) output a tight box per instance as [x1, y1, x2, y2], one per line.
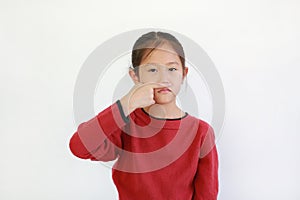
[120, 82, 171, 117]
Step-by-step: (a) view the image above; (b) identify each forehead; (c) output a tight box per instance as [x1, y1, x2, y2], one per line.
[140, 44, 182, 66]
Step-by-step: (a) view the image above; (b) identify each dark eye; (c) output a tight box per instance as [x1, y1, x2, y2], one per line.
[148, 68, 158, 72]
[169, 67, 177, 72]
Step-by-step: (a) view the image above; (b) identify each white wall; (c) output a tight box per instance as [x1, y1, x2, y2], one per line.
[0, 0, 299, 199]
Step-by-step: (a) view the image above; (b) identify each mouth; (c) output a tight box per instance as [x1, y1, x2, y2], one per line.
[157, 87, 172, 93]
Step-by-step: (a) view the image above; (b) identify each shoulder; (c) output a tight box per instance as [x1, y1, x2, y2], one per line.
[187, 115, 215, 147]
[187, 114, 214, 135]
[188, 116, 217, 158]
[198, 119, 214, 136]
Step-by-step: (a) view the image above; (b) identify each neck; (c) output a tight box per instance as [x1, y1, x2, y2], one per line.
[143, 101, 185, 119]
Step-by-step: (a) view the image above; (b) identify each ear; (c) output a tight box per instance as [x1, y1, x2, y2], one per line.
[129, 68, 140, 84]
[181, 66, 188, 84]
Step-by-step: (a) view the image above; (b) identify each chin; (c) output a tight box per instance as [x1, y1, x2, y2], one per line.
[154, 97, 175, 105]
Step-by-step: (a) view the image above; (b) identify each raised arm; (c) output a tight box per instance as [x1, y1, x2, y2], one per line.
[69, 100, 130, 161]
[69, 82, 172, 161]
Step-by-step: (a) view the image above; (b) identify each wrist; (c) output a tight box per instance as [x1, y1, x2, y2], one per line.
[120, 95, 135, 117]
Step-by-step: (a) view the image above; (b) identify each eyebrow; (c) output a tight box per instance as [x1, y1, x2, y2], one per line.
[166, 61, 180, 66]
[144, 61, 180, 66]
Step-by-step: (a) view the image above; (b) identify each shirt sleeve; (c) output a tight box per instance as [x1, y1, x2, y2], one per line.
[69, 100, 130, 161]
[193, 123, 219, 200]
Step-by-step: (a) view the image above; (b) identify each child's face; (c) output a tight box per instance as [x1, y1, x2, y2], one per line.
[137, 44, 187, 104]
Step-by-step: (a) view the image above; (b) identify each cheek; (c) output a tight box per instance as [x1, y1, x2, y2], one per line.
[136, 67, 153, 82]
[138, 72, 154, 83]
[169, 74, 183, 94]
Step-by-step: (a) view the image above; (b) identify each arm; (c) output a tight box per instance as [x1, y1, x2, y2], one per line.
[69, 82, 170, 161]
[193, 123, 219, 200]
[69, 100, 130, 161]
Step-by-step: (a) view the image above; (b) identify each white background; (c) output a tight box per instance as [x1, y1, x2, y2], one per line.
[1, 0, 299, 199]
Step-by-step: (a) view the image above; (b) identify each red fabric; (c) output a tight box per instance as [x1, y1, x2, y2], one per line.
[69, 101, 219, 200]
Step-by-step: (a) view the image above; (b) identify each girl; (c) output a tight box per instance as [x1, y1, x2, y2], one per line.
[69, 31, 219, 200]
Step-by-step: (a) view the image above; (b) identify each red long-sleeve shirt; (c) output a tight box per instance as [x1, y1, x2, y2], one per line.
[69, 100, 219, 200]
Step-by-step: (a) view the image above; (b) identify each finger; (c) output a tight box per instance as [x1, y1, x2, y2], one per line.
[142, 82, 171, 89]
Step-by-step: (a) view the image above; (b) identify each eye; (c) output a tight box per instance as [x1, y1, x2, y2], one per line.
[148, 68, 158, 72]
[169, 67, 178, 72]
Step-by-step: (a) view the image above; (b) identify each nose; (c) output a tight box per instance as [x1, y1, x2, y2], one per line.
[157, 68, 170, 83]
